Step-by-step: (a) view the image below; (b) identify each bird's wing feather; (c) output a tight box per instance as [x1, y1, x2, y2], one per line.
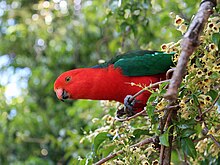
[92, 50, 174, 76]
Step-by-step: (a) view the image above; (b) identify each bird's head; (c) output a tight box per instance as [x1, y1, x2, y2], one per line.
[54, 70, 76, 101]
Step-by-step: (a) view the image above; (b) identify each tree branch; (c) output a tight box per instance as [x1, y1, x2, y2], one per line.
[159, 107, 177, 165]
[130, 79, 170, 102]
[115, 108, 146, 122]
[164, 0, 216, 101]
[202, 122, 220, 147]
[201, 92, 220, 116]
[94, 136, 158, 165]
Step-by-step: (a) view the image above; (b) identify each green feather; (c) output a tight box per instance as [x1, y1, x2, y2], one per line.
[93, 50, 174, 76]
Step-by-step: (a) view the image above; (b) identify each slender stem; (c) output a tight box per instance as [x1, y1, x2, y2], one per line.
[203, 122, 220, 147]
[115, 104, 179, 122]
[201, 92, 220, 117]
[166, 68, 175, 80]
[130, 79, 170, 102]
[208, 134, 220, 148]
[115, 108, 146, 121]
[94, 137, 157, 165]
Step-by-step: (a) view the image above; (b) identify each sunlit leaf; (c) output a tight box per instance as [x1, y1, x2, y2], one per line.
[212, 32, 220, 49]
[159, 125, 173, 147]
[159, 130, 169, 147]
[79, 158, 93, 165]
[93, 132, 110, 154]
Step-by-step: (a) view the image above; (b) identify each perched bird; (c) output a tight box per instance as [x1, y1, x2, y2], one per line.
[54, 50, 174, 116]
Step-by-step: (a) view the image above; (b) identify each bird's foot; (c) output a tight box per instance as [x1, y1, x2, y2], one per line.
[124, 95, 135, 109]
[117, 95, 136, 118]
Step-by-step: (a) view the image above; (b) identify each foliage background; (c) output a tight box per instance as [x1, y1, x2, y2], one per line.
[0, 0, 217, 164]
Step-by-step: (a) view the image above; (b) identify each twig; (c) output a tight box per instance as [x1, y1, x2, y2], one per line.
[200, 92, 220, 116]
[208, 134, 220, 147]
[116, 79, 170, 120]
[115, 103, 179, 122]
[115, 108, 146, 122]
[94, 136, 157, 165]
[203, 122, 220, 147]
[159, 145, 165, 164]
[159, 102, 178, 165]
[193, 135, 209, 143]
[159, 103, 179, 132]
[130, 79, 170, 102]
[195, 92, 220, 121]
[164, 0, 216, 101]
[160, 110, 176, 165]
[166, 68, 175, 80]
[184, 153, 188, 164]
[159, 109, 170, 164]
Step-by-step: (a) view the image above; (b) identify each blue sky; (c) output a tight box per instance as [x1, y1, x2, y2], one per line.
[0, 55, 31, 100]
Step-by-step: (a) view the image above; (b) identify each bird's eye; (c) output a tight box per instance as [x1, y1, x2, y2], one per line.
[65, 76, 71, 82]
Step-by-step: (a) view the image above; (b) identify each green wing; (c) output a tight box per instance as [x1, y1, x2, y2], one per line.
[93, 50, 174, 76]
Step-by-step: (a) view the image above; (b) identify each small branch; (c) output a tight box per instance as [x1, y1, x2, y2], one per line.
[164, 0, 216, 101]
[115, 103, 179, 122]
[160, 110, 176, 165]
[195, 92, 220, 121]
[115, 108, 146, 122]
[193, 135, 209, 143]
[159, 145, 165, 164]
[95, 149, 123, 165]
[117, 79, 170, 119]
[184, 153, 188, 164]
[208, 134, 220, 147]
[159, 104, 179, 133]
[166, 68, 175, 80]
[200, 92, 220, 116]
[94, 136, 157, 165]
[130, 79, 170, 102]
[203, 122, 220, 147]
[159, 103, 178, 165]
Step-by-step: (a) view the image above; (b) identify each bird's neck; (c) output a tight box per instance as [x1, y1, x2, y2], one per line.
[69, 66, 166, 103]
[70, 66, 125, 102]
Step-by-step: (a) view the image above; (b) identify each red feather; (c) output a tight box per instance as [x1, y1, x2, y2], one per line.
[54, 65, 166, 112]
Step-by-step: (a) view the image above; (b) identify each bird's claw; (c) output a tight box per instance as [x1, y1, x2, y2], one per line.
[124, 95, 136, 117]
[124, 95, 135, 109]
[116, 95, 136, 118]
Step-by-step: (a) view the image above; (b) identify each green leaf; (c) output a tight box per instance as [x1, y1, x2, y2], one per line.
[195, 58, 202, 68]
[133, 129, 150, 139]
[159, 131, 169, 147]
[181, 137, 197, 159]
[212, 32, 220, 49]
[93, 132, 109, 154]
[177, 124, 190, 129]
[192, 94, 199, 106]
[181, 129, 196, 138]
[159, 81, 169, 91]
[99, 145, 116, 157]
[147, 92, 158, 103]
[210, 72, 220, 79]
[146, 104, 155, 120]
[207, 90, 218, 100]
[120, 22, 129, 31]
[79, 158, 93, 165]
[159, 125, 174, 147]
[146, 92, 158, 120]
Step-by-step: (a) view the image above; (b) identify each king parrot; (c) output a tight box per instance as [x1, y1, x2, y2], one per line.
[54, 50, 174, 115]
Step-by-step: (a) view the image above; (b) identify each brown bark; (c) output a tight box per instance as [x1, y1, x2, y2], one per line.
[164, 0, 217, 101]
